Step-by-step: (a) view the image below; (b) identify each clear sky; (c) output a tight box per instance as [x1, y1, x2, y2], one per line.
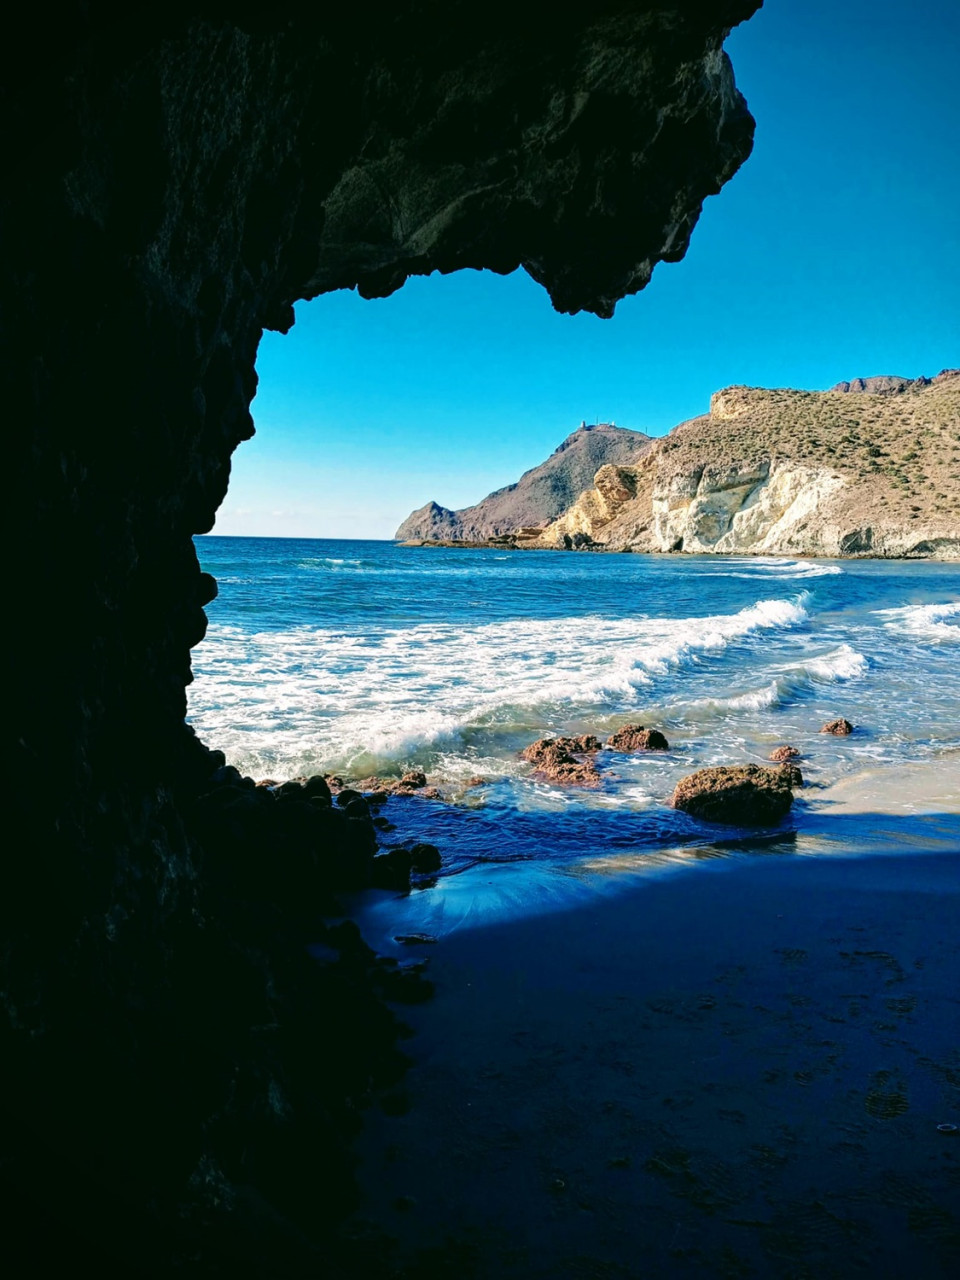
[213, 0, 960, 540]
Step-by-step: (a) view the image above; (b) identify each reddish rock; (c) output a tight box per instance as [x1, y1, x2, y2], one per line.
[607, 724, 669, 752]
[347, 774, 445, 802]
[769, 745, 800, 762]
[352, 775, 387, 793]
[520, 736, 602, 786]
[521, 736, 600, 766]
[821, 718, 854, 736]
[670, 764, 797, 825]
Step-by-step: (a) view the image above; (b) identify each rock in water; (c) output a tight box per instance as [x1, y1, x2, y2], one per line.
[821, 718, 854, 735]
[607, 725, 669, 751]
[775, 763, 804, 788]
[409, 843, 442, 873]
[769, 745, 801, 762]
[670, 765, 796, 825]
[520, 736, 602, 785]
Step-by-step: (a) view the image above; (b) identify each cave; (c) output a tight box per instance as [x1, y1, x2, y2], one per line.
[4, 2, 760, 1270]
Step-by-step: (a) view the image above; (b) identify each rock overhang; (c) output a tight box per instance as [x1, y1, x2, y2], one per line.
[4, 0, 764, 1266]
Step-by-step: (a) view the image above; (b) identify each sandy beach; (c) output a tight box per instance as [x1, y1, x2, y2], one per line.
[346, 835, 960, 1277]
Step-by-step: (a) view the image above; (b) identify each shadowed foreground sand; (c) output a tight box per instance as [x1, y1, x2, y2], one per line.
[346, 848, 959, 1278]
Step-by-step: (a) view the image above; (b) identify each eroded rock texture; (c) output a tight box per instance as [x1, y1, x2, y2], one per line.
[537, 372, 960, 557]
[4, 1, 758, 1266]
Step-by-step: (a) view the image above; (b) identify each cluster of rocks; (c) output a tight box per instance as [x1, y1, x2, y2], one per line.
[521, 734, 603, 784]
[193, 763, 446, 902]
[521, 725, 670, 785]
[519, 716, 858, 826]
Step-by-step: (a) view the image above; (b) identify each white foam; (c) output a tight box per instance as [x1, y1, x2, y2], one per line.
[684, 643, 868, 715]
[707, 558, 843, 580]
[188, 594, 810, 775]
[875, 601, 960, 642]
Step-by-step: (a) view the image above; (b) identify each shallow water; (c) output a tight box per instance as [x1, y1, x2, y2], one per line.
[191, 537, 960, 913]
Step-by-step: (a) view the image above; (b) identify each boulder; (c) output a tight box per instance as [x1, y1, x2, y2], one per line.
[821, 718, 854, 736]
[769, 745, 800, 762]
[302, 774, 332, 804]
[775, 763, 804, 788]
[670, 764, 797, 825]
[520, 736, 602, 785]
[342, 797, 372, 823]
[409, 843, 442, 873]
[370, 849, 413, 891]
[400, 769, 428, 790]
[607, 725, 669, 751]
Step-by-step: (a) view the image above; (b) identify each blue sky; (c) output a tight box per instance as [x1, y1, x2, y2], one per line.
[214, 0, 960, 540]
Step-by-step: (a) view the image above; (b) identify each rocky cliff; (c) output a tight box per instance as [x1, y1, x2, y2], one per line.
[537, 371, 960, 558]
[396, 423, 654, 540]
[4, 0, 761, 1268]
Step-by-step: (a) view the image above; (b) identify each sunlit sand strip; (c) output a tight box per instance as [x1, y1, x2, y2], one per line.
[807, 750, 960, 816]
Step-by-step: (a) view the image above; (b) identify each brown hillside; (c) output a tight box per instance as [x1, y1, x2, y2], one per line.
[538, 370, 960, 558]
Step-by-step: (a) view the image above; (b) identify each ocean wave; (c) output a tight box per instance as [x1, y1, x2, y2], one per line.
[707, 558, 843, 580]
[875, 601, 960, 641]
[188, 594, 810, 773]
[298, 557, 367, 570]
[685, 643, 868, 715]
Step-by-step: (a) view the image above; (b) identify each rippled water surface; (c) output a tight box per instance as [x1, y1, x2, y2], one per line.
[191, 537, 960, 898]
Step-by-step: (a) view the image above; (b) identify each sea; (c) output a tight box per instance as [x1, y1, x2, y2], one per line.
[190, 537, 960, 933]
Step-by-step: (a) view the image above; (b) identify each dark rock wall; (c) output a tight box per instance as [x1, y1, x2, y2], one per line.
[3, 0, 758, 1265]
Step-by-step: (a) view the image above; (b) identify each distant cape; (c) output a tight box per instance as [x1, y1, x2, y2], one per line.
[395, 423, 655, 541]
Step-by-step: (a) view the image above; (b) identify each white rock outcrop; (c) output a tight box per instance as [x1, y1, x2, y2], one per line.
[533, 373, 959, 559]
[651, 461, 846, 554]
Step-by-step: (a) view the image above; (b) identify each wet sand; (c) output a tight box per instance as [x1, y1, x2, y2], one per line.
[347, 847, 960, 1277]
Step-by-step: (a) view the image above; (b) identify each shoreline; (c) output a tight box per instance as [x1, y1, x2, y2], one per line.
[346, 847, 960, 1277]
[398, 539, 960, 561]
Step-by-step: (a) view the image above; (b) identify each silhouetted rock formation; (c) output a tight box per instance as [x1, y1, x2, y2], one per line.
[4, 0, 760, 1268]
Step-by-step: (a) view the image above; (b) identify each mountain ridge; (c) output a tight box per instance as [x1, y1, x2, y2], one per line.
[395, 423, 655, 541]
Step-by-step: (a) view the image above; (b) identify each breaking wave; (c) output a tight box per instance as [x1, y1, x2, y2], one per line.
[688, 644, 869, 714]
[189, 594, 809, 775]
[876, 600, 960, 641]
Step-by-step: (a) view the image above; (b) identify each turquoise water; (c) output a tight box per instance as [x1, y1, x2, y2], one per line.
[190, 537, 960, 897]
